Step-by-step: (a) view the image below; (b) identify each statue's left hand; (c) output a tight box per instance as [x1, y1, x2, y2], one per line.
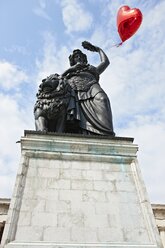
[82, 41, 99, 52]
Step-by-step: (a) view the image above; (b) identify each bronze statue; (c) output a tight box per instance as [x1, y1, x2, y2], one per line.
[34, 41, 115, 136]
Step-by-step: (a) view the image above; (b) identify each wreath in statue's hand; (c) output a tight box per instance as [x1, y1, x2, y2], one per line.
[82, 41, 98, 52]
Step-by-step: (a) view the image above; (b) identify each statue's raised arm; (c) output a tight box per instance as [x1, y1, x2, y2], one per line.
[82, 41, 110, 74]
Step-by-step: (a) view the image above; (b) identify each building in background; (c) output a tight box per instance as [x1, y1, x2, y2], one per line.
[0, 199, 10, 244]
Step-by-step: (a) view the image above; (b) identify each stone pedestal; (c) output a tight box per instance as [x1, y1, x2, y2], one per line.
[1, 131, 163, 248]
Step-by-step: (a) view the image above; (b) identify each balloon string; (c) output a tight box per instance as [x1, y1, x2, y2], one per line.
[109, 42, 123, 48]
[116, 42, 123, 47]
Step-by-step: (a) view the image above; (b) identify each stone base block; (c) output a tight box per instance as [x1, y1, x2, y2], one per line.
[1, 131, 163, 248]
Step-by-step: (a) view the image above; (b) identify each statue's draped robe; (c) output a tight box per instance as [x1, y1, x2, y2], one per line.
[66, 64, 114, 135]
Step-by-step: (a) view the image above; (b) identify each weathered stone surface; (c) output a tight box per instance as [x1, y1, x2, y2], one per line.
[1, 131, 163, 248]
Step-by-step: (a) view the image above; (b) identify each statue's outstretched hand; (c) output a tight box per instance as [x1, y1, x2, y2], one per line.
[82, 41, 99, 52]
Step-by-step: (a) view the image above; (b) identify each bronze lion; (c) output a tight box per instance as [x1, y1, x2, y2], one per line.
[34, 74, 71, 132]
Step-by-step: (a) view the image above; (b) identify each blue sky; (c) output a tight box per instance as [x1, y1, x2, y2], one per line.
[0, 0, 165, 204]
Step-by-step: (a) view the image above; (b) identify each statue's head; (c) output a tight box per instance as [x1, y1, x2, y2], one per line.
[69, 49, 88, 66]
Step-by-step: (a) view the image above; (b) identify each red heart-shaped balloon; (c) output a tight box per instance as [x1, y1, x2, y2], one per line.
[117, 6, 143, 42]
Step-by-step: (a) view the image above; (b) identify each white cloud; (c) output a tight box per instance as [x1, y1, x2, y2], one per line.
[0, 93, 34, 197]
[4, 45, 29, 56]
[0, 61, 28, 90]
[33, 0, 51, 20]
[0, 175, 15, 197]
[35, 31, 70, 84]
[0, 60, 33, 198]
[60, 0, 93, 33]
[118, 117, 165, 203]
